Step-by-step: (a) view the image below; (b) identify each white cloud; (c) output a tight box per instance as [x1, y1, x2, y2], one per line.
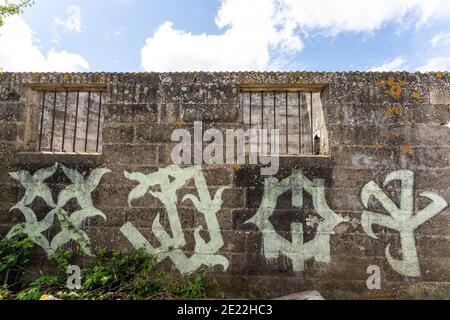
[140, 0, 450, 71]
[53, 5, 82, 33]
[418, 57, 450, 71]
[281, 0, 450, 34]
[141, 0, 302, 71]
[0, 16, 89, 72]
[369, 56, 407, 71]
[415, 30, 450, 71]
[45, 49, 89, 71]
[416, 30, 450, 71]
[431, 32, 450, 48]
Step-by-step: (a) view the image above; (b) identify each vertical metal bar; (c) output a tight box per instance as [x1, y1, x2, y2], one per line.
[249, 92, 252, 129]
[50, 91, 57, 151]
[38, 91, 46, 151]
[61, 91, 68, 152]
[285, 91, 288, 155]
[310, 91, 314, 154]
[273, 92, 276, 131]
[261, 92, 264, 130]
[96, 92, 102, 153]
[73, 91, 80, 152]
[298, 91, 301, 155]
[85, 91, 91, 153]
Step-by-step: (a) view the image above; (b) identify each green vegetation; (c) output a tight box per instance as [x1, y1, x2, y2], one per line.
[0, 235, 35, 297]
[0, 235, 209, 300]
[0, 0, 34, 27]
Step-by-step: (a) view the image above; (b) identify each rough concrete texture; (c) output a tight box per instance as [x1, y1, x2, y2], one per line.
[0, 71, 449, 300]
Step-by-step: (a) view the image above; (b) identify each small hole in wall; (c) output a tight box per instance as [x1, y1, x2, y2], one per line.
[314, 135, 321, 155]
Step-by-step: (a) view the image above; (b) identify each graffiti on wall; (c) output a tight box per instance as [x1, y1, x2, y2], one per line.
[245, 170, 348, 273]
[5, 164, 449, 278]
[7, 163, 111, 257]
[120, 165, 229, 274]
[361, 170, 448, 277]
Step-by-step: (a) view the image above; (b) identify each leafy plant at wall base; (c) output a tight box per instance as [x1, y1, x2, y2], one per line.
[0, 238, 209, 300]
[168, 268, 207, 299]
[78, 248, 208, 300]
[0, 285, 11, 299]
[0, 235, 35, 292]
[14, 250, 73, 300]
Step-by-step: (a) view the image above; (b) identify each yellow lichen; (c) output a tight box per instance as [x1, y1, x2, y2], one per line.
[379, 76, 406, 100]
[390, 85, 402, 99]
[387, 76, 396, 86]
[233, 164, 242, 170]
[373, 143, 385, 150]
[63, 73, 70, 82]
[436, 71, 444, 78]
[411, 91, 421, 99]
[391, 129, 400, 137]
[174, 119, 186, 127]
[384, 105, 401, 119]
[401, 144, 411, 155]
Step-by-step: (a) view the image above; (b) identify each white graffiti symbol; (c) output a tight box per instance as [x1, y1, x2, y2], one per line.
[121, 165, 229, 274]
[7, 163, 110, 257]
[361, 170, 448, 277]
[246, 170, 347, 274]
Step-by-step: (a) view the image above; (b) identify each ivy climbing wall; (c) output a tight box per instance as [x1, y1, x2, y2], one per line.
[0, 71, 449, 299]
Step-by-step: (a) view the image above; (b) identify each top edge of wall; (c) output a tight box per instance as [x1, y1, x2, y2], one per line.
[0, 71, 448, 76]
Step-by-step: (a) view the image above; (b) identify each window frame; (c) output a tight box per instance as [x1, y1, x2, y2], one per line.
[20, 83, 107, 155]
[239, 83, 328, 157]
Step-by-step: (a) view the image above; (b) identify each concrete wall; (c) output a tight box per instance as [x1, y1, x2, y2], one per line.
[0, 71, 449, 299]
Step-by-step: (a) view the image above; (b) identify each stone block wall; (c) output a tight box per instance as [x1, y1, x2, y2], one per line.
[0, 71, 449, 299]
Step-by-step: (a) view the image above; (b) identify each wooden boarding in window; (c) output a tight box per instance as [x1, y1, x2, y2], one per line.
[36, 89, 104, 154]
[240, 87, 328, 156]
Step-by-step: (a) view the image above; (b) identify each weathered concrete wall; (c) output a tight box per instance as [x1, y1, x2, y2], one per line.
[0, 71, 449, 299]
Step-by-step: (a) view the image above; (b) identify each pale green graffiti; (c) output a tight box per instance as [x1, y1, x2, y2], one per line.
[361, 170, 448, 277]
[7, 163, 110, 257]
[246, 170, 347, 274]
[10, 164, 58, 207]
[7, 206, 54, 253]
[58, 165, 111, 210]
[121, 165, 229, 274]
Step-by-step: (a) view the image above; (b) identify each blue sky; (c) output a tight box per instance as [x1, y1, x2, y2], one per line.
[1, 0, 450, 72]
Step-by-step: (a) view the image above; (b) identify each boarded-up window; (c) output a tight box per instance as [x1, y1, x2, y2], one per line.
[240, 89, 329, 156]
[37, 90, 104, 153]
